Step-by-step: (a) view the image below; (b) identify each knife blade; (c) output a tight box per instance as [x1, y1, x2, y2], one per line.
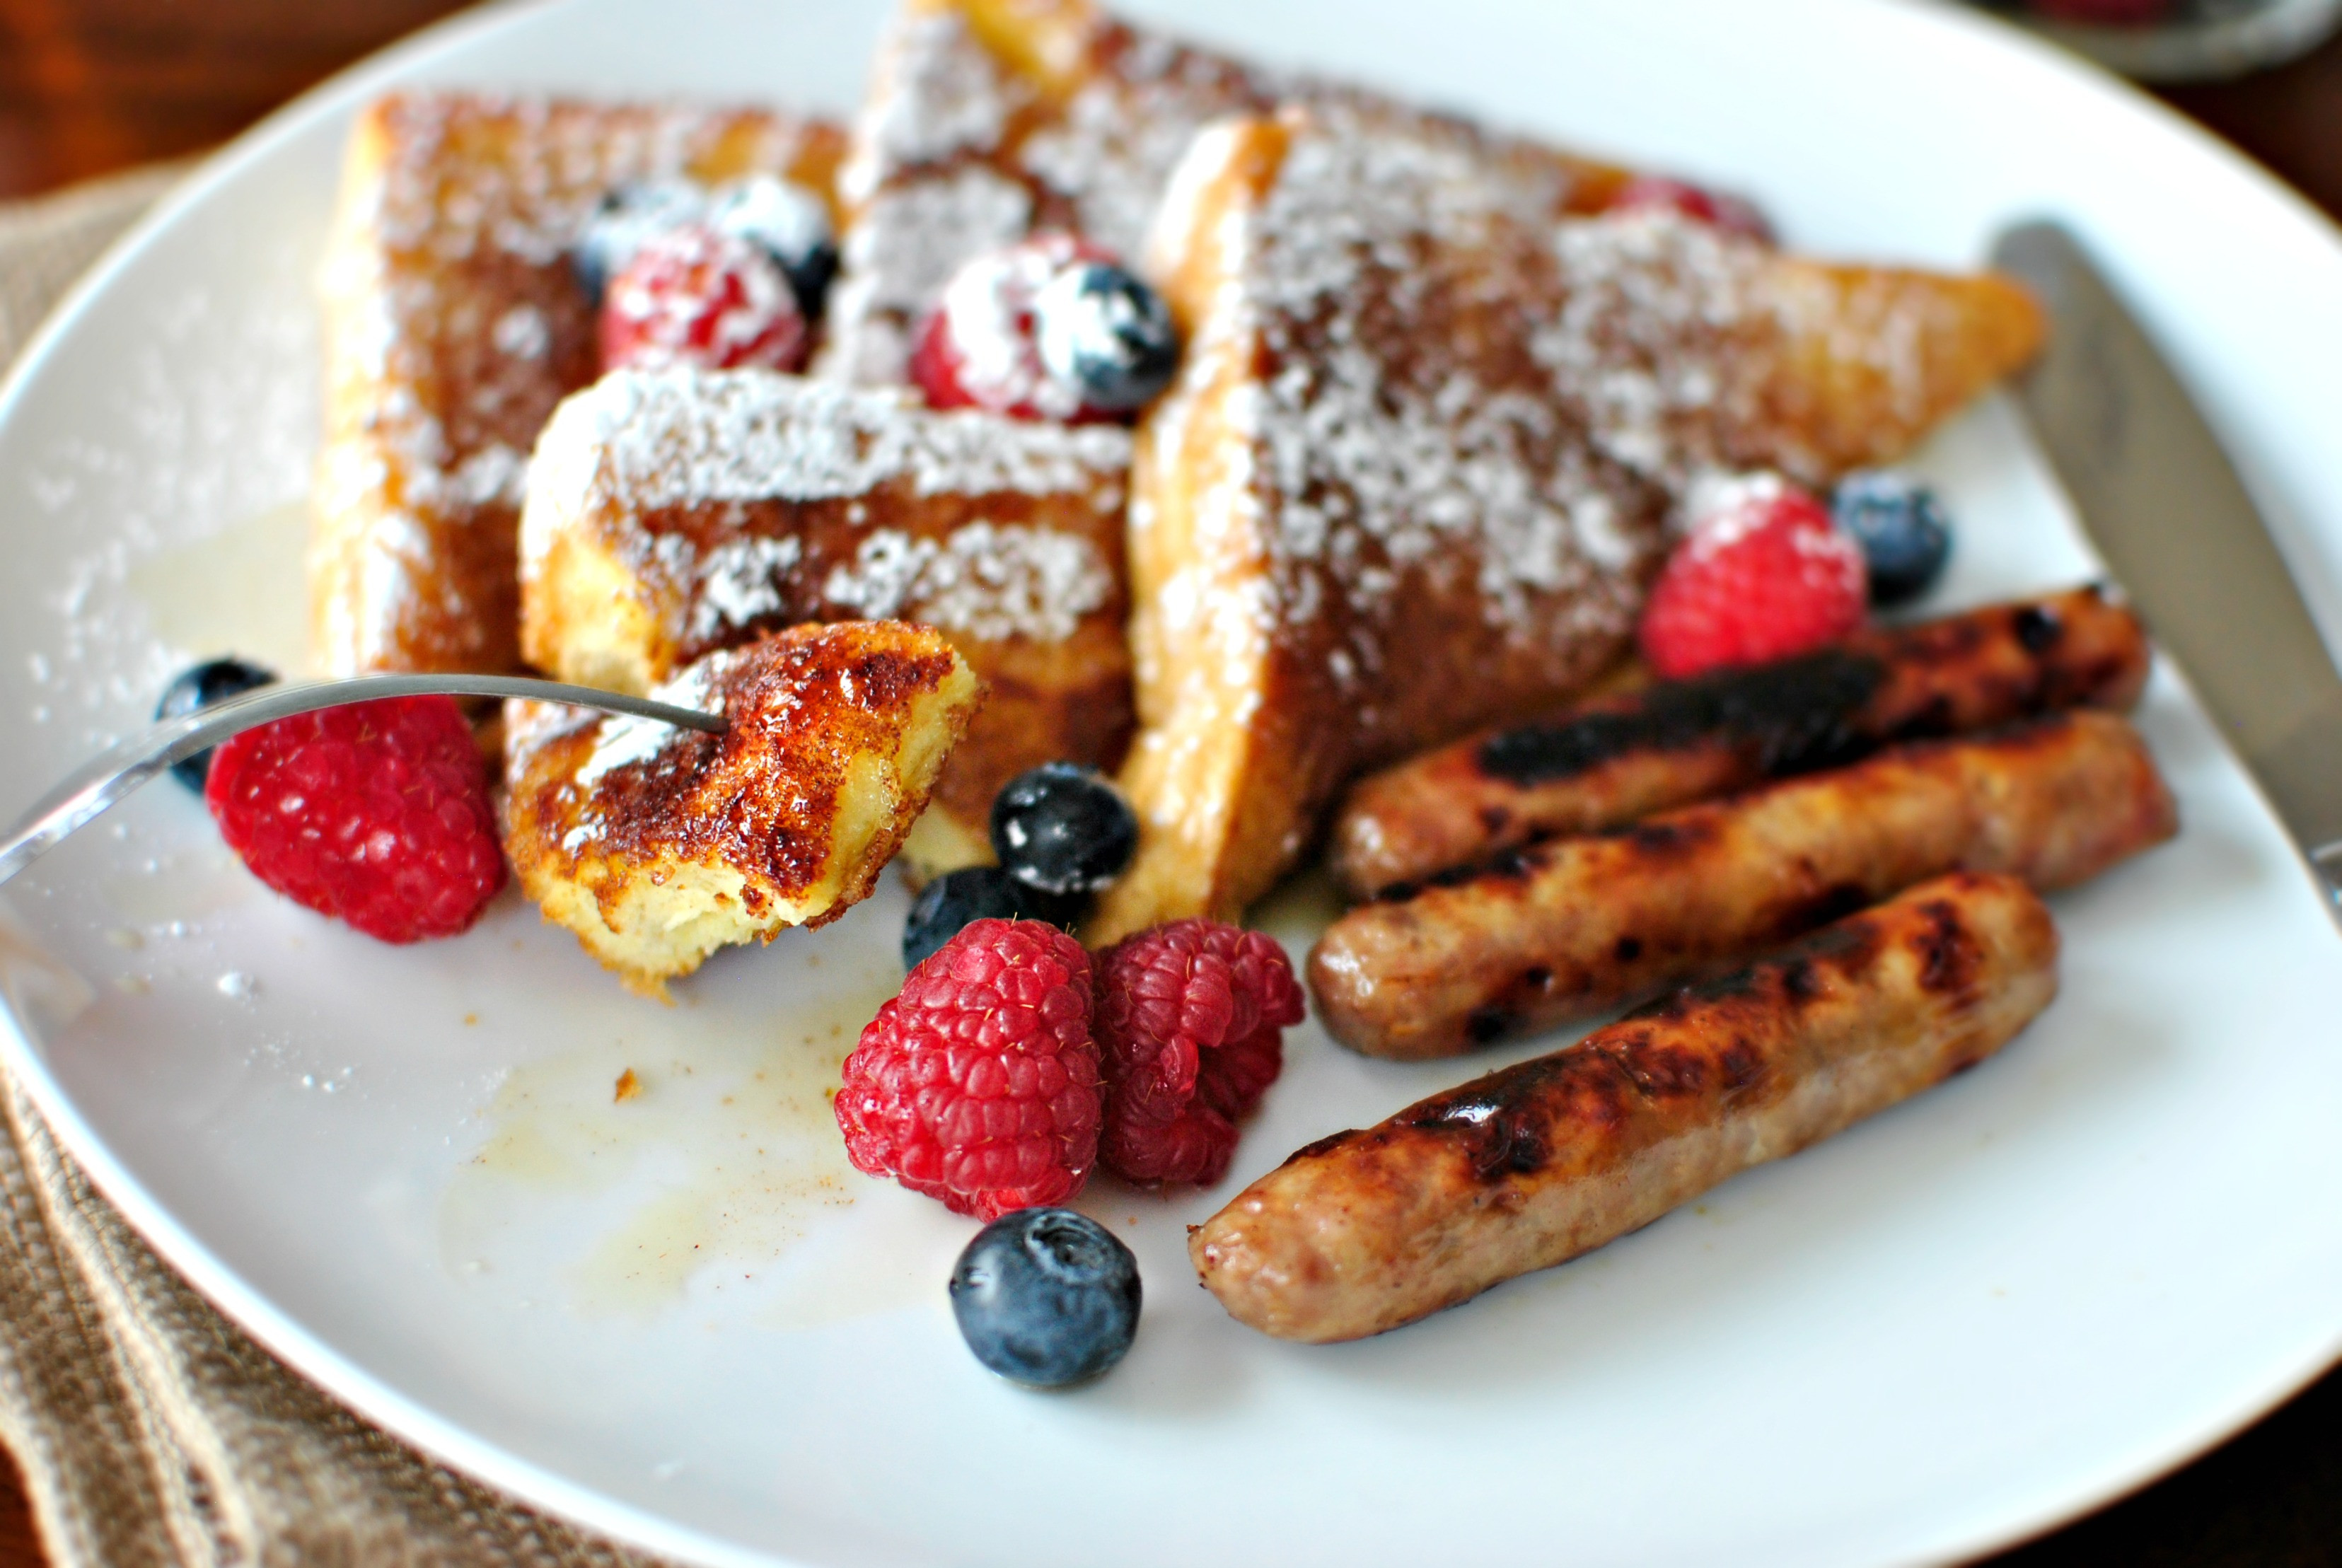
[1991, 219, 2342, 929]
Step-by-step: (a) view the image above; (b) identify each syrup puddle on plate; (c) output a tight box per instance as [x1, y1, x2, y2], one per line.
[125, 499, 313, 677]
[116, 502, 970, 1325]
[0, 902, 94, 1037]
[439, 939, 955, 1325]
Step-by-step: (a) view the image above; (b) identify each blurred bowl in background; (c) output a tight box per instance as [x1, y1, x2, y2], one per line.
[1971, 0, 2342, 79]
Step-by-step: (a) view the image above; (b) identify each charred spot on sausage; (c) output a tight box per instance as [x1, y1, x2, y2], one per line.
[1623, 818, 1715, 854]
[1717, 1038, 1766, 1096]
[1285, 1129, 1368, 1166]
[1465, 1005, 1514, 1044]
[1474, 651, 1886, 786]
[1912, 898, 1983, 996]
[1789, 881, 1873, 932]
[1615, 1040, 1710, 1098]
[2012, 605, 2064, 655]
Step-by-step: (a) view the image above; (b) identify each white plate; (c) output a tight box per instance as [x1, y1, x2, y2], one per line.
[6, 1, 2342, 1563]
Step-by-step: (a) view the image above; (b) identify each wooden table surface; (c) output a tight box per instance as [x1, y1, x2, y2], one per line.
[4, 2, 2342, 1564]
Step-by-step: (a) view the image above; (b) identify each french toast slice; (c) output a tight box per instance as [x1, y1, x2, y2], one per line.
[502, 622, 982, 997]
[818, 0, 1630, 385]
[1086, 111, 2044, 943]
[518, 368, 1134, 878]
[313, 92, 847, 677]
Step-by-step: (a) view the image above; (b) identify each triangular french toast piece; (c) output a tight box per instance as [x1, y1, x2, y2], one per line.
[313, 93, 847, 677]
[818, 0, 1628, 386]
[1538, 214, 2046, 487]
[502, 622, 982, 997]
[519, 368, 1134, 878]
[1086, 110, 2043, 943]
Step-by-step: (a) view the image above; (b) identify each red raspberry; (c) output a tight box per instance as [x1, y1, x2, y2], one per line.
[1637, 475, 1869, 680]
[600, 222, 808, 375]
[910, 234, 1121, 424]
[204, 695, 505, 943]
[1094, 919, 1306, 1187]
[835, 919, 1101, 1219]
[1610, 175, 1774, 245]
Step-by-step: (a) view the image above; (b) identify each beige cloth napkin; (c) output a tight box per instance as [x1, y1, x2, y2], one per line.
[0, 168, 666, 1568]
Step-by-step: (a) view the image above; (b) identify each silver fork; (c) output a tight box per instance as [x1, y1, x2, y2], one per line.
[0, 674, 724, 889]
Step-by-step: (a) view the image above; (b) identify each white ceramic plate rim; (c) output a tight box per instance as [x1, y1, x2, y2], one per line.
[0, 12, 845, 1562]
[4, 2, 2342, 1564]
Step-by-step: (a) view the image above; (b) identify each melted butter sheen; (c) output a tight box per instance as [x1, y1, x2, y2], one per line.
[438, 954, 955, 1323]
[127, 500, 315, 678]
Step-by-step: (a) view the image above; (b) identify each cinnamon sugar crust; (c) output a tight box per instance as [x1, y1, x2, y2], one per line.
[502, 622, 981, 996]
[313, 91, 847, 676]
[521, 369, 1134, 878]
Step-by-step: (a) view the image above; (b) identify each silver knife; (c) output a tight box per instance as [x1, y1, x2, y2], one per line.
[1993, 219, 2342, 931]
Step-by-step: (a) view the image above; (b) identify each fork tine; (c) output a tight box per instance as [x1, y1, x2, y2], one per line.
[0, 673, 722, 888]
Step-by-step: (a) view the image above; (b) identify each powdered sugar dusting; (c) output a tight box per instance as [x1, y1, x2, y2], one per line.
[926, 236, 1089, 422]
[821, 523, 1113, 643]
[689, 534, 806, 641]
[847, 11, 1019, 184]
[526, 368, 1130, 533]
[574, 651, 733, 792]
[820, 7, 1283, 386]
[1016, 33, 1281, 265]
[1680, 469, 1792, 537]
[1214, 118, 1664, 684]
[1533, 211, 1775, 489]
[316, 91, 839, 673]
[23, 262, 318, 756]
[823, 167, 1033, 387]
[356, 94, 812, 268]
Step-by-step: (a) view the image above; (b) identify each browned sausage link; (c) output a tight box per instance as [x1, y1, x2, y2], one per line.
[1308, 710, 2169, 1059]
[1196, 872, 2058, 1342]
[1328, 586, 2150, 898]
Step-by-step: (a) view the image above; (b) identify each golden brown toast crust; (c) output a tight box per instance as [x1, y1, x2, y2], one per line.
[502, 622, 980, 994]
[313, 92, 847, 676]
[1091, 114, 1671, 940]
[519, 370, 1133, 870]
[819, 0, 1628, 385]
[1087, 110, 2046, 942]
[1541, 221, 2046, 488]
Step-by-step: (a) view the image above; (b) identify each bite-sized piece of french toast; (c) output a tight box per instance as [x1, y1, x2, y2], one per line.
[818, 0, 1630, 385]
[502, 622, 982, 997]
[519, 368, 1133, 877]
[314, 91, 847, 677]
[1086, 110, 2046, 943]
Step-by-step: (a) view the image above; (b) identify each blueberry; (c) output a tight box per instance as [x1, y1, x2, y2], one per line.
[709, 175, 838, 319]
[1034, 261, 1179, 412]
[155, 657, 277, 792]
[949, 1207, 1141, 1388]
[903, 866, 1086, 971]
[571, 180, 707, 301]
[1832, 470, 1953, 606]
[990, 762, 1139, 896]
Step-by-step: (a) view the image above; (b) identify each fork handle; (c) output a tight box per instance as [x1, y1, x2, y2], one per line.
[0, 673, 722, 889]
